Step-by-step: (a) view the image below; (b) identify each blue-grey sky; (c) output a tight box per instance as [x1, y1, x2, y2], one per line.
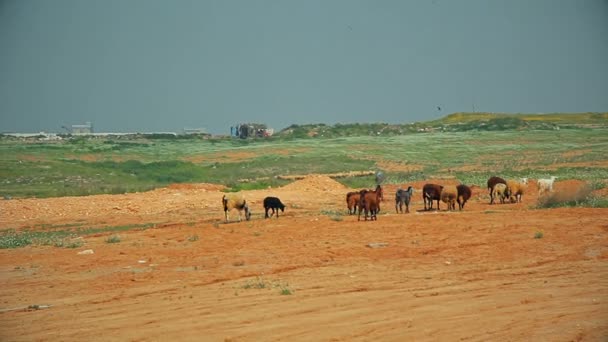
[1, 0, 607, 134]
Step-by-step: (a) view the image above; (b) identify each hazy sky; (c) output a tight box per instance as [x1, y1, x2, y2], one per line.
[1, 0, 607, 134]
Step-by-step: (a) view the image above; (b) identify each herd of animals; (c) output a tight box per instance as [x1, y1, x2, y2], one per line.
[221, 175, 559, 222]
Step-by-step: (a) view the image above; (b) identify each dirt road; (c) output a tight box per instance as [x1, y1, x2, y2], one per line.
[1, 176, 607, 341]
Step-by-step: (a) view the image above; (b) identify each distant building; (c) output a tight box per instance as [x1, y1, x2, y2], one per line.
[71, 122, 93, 134]
[183, 127, 207, 135]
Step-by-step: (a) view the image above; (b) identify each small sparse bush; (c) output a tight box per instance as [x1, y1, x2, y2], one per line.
[534, 231, 544, 239]
[279, 286, 293, 295]
[536, 183, 606, 208]
[187, 235, 199, 242]
[242, 277, 267, 289]
[105, 235, 121, 243]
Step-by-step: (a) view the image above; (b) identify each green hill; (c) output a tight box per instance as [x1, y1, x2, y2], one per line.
[276, 112, 608, 138]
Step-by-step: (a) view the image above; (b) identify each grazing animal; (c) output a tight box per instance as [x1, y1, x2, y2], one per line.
[506, 179, 527, 203]
[422, 183, 443, 211]
[373, 184, 384, 202]
[222, 194, 251, 222]
[440, 185, 458, 211]
[487, 176, 507, 197]
[537, 176, 557, 195]
[456, 184, 472, 210]
[519, 177, 529, 185]
[491, 183, 509, 204]
[346, 191, 361, 215]
[487, 176, 506, 193]
[263, 196, 286, 218]
[358, 187, 382, 221]
[395, 186, 414, 213]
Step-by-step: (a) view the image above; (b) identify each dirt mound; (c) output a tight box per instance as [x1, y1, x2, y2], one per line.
[281, 174, 347, 192]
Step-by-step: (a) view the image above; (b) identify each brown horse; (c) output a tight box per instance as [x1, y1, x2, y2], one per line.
[358, 185, 383, 221]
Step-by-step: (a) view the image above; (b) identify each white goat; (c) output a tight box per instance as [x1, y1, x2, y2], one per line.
[537, 176, 557, 195]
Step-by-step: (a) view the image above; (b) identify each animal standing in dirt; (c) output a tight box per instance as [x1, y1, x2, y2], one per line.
[395, 186, 414, 213]
[346, 191, 361, 215]
[263, 196, 286, 219]
[491, 183, 509, 204]
[358, 186, 382, 221]
[456, 184, 472, 210]
[537, 176, 557, 195]
[222, 194, 251, 222]
[440, 185, 458, 211]
[488, 176, 507, 204]
[422, 183, 443, 211]
[506, 179, 527, 203]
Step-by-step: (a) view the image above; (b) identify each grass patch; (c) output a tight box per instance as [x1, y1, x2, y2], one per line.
[2, 128, 608, 198]
[534, 231, 544, 239]
[187, 234, 199, 242]
[0, 223, 152, 249]
[105, 235, 121, 243]
[536, 183, 608, 208]
[321, 209, 345, 221]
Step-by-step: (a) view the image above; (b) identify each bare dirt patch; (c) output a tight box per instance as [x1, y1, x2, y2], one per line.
[1, 176, 607, 341]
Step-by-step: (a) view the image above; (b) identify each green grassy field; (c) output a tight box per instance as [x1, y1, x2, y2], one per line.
[1, 128, 607, 198]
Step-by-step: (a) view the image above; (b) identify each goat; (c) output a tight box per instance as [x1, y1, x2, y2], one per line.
[395, 186, 414, 213]
[422, 183, 443, 211]
[358, 187, 382, 221]
[346, 191, 360, 215]
[538, 176, 557, 195]
[456, 184, 472, 210]
[263, 196, 285, 219]
[222, 194, 251, 222]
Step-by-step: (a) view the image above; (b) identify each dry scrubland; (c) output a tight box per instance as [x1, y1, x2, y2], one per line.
[1, 129, 608, 341]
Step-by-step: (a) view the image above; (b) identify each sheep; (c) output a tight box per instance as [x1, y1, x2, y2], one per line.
[440, 185, 458, 211]
[487, 176, 507, 193]
[358, 187, 382, 221]
[506, 179, 527, 203]
[491, 183, 509, 204]
[519, 177, 529, 185]
[222, 194, 251, 222]
[346, 191, 360, 215]
[538, 176, 557, 195]
[487, 176, 507, 197]
[422, 183, 443, 211]
[263, 196, 285, 218]
[456, 184, 472, 210]
[395, 186, 414, 213]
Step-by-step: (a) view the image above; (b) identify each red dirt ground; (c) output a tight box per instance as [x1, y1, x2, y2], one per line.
[1, 176, 607, 341]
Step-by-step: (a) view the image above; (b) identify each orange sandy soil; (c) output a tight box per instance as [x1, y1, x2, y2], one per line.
[1, 176, 607, 341]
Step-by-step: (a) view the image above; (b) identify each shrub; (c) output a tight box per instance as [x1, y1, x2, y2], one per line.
[536, 183, 600, 208]
[105, 235, 121, 243]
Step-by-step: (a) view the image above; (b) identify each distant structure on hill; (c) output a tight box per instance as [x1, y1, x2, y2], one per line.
[230, 123, 273, 138]
[62, 122, 93, 134]
[183, 127, 207, 135]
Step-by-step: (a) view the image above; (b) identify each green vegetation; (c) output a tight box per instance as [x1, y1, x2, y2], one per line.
[105, 235, 121, 243]
[536, 183, 608, 209]
[241, 276, 294, 295]
[534, 231, 544, 239]
[1, 113, 607, 205]
[0, 223, 152, 249]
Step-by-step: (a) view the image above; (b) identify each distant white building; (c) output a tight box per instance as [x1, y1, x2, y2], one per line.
[71, 122, 93, 134]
